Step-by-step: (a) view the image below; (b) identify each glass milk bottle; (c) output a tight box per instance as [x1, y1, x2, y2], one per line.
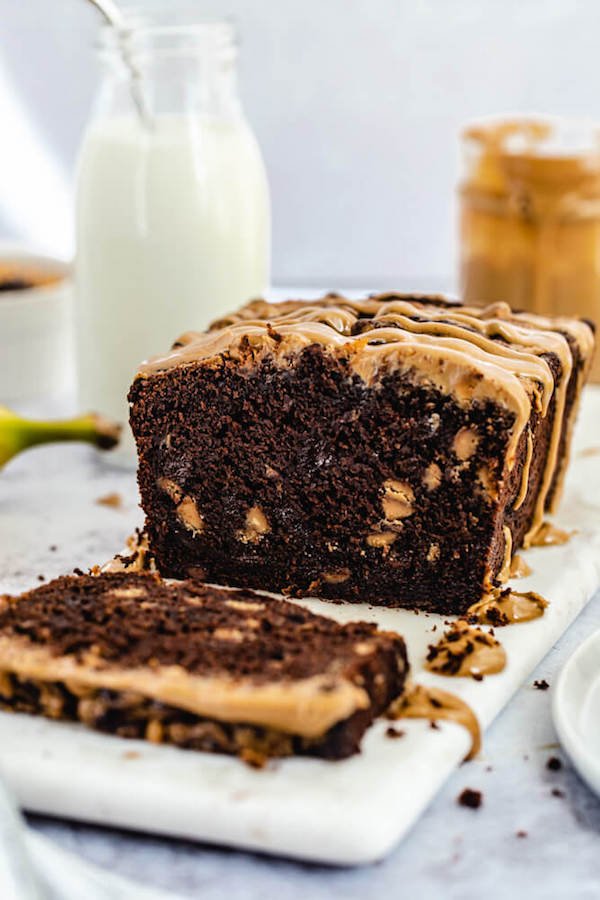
[75, 19, 271, 461]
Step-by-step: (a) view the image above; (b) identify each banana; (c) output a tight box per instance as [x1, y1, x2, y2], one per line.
[0, 406, 121, 469]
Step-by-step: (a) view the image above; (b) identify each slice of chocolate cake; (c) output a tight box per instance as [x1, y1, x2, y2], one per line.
[0, 573, 408, 761]
[129, 293, 594, 614]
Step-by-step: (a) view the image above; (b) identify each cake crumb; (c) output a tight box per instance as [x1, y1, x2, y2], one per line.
[49, 545, 57, 552]
[547, 756, 562, 771]
[96, 492, 123, 509]
[240, 748, 268, 769]
[552, 788, 565, 798]
[516, 830, 528, 839]
[385, 726, 405, 739]
[122, 750, 140, 760]
[458, 788, 482, 809]
[533, 679, 549, 690]
[37, 574, 45, 582]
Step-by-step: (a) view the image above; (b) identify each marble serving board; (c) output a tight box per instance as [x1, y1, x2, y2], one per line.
[1, 391, 600, 866]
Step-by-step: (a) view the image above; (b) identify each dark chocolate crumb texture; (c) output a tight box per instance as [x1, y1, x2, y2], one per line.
[128, 293, 595, 614]
[0, 573, 408, 761]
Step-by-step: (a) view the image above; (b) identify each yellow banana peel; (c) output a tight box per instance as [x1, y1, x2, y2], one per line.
[0, 406, 121, 469]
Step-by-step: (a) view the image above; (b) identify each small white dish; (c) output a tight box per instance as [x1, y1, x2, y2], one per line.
[553, 628, 600, 796]
[0, 244, 73, 408]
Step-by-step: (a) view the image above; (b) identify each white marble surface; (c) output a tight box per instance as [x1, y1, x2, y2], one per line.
[1, 427, 600, 895]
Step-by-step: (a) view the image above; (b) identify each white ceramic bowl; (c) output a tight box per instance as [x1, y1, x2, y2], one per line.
[0, 247, 73, 408]
[553, 628, 600, 797]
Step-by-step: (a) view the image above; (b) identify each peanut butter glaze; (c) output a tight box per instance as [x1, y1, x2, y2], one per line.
[496, 526, 513, 584]
[136, 292, 593, 550]
[513, 431, 533, 511]
[529, 521, 572, 546]
[509, 555, 532, 578]
[387, 682, 481, 759]
[425, 621, 506, 679]
[466, 588, 547, 626]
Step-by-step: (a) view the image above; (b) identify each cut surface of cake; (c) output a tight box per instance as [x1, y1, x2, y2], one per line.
[129, 293, 594, 614]
[0, 573, 408, 761]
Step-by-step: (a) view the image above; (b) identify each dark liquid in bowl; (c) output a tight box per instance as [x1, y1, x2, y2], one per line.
[0, 264, 62, 293]
[0, 277, 35, 292]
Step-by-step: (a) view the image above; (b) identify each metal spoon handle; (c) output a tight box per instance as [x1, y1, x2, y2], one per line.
[85, 0, 125, 28]
[84, 0, 151, 126]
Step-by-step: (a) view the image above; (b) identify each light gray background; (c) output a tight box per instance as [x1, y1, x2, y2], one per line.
[2, 0, 600, 286]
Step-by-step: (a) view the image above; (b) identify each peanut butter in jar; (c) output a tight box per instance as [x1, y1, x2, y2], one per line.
[459, 116, 600, 380]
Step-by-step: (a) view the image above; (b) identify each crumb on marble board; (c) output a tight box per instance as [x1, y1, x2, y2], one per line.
[516, 830, 528, 839]
[458, 788, 482, 809]
[551, 788, 565, 799]
[385, 726, 405, 739]
[96, 492, 123, 509]
[533, 679, 550, 690]
[240, 748, 268, 769]
[547, 757, 562, 771]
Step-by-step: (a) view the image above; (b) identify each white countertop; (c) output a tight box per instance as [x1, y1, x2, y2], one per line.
[1, 429, 599, 898]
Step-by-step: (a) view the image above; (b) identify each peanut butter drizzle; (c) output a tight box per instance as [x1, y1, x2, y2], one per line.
[466, 588, 547, 626]
[513, 430, 533, 511]
[528, 521, 572, 547]
[510, 310, 595, 512]
[425, 621, 506, 679]
[509, 554, 532, 578]
[387, 682, 481, 759]
[497, 526, 513, 584]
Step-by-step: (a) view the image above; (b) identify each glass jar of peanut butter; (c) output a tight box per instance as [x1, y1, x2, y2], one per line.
[459, 116, 600, 380]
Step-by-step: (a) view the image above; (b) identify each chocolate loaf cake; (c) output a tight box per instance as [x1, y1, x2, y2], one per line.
[129, 293, 594, 614]
[0, 573, 407, 761]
